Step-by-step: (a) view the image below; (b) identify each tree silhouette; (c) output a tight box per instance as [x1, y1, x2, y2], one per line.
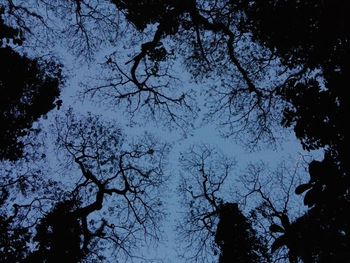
[24, 199, 85, 263]
[239, 1, 350, 261]
[0, 109, 169, 262]
[238, 159, 309, 263]
[48, 111, 169, 261]
[215, 203, 270, 263]
[178, 145, 270, 263]
[0, 6, 62, 161]
[0, 191, 30, 262]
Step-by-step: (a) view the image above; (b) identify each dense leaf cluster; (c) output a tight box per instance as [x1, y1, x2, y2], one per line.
[0, 7, 61, 161]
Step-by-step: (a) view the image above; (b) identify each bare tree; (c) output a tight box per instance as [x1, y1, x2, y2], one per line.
[177, 145, 233, 262]
[49, 109, 171, 261]
[0, 109, 170, 262]
[238, 157, 310, 262]
[177, 145, 270, 263]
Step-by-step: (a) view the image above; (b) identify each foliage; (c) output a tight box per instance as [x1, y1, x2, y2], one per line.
[240, 1, 350, 261]
[0, 192, 30, 263]
[215, 202, 270, 263]
[25, 200, 85, 263]
[0, 6, 62, 161]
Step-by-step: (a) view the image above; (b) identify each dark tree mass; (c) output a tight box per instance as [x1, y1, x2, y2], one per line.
[24, 200, 85, 263]
[0, 7, 61, 161]
[0, 0, 349, 262]
[215, 203, 270, 263]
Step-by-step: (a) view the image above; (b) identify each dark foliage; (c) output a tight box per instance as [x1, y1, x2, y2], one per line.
[215, 203, 270, 263]
[0, 6, 61, 161]
[0, 192, 30, 262]
[271, 204, 350, 263]
[0, 214, 30, 262]
[241, 1, 350, 262]
[25, 200, 85, 263]
[242, 0, 350, 159]
[272, 155, 350, 263]
[242, 0, 350, 69]
[111, 0, 175, 31]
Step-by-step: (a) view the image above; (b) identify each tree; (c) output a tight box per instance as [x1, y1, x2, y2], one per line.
[270, 204, 350, 263]
[2, 0, 282, 142]
[0, 214, 31, 262]
[270, 158, 350, 263]
[0, 6, 62, 161]
[46, 110, 170, 261]
[178, 145, 270, 263]
[0, 110, 170, 262]
[236, 157, 312, 263]
[24, 199, 86, 263]
[3, 1, 347, 150]
[0, 191, 31, 262]
[215, 202, 270, 263]
[240, 2, 350, 261]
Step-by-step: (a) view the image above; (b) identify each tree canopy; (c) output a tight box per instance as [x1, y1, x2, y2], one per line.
[0, 0, 349, 262]
[0, 6, 62, 161]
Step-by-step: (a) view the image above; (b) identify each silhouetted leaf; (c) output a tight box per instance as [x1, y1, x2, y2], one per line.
[271, 235, 287, 253]
[269, 224, 285, 233]
[303, 189, 317, 207]
[295, 183, 311, 195]
[280, 214, 290, 229]
[308, 161, 323, 181]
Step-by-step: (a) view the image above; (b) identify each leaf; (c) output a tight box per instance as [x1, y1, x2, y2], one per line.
[308, 160, 323, 181]
[269, 224, 285, 233]
[295, 183, 311, 195]
[271, 235, 287, 253]
[303, 188, 317, 207]
[281, 214, 290, 228]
